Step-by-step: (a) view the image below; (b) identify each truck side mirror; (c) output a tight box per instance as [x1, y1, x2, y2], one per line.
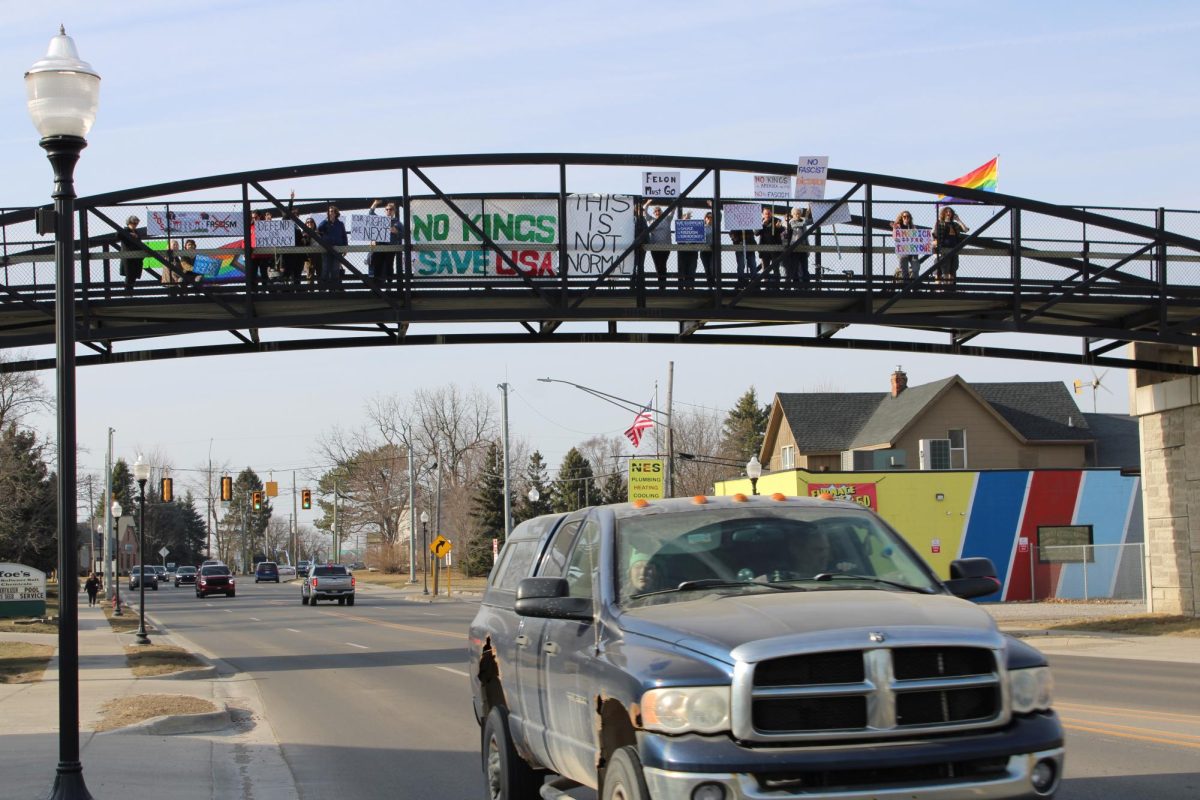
[515, 577, 592, 621]
[944, 557, 1002, 600]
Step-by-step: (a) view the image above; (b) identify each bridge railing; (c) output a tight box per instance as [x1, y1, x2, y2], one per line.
[2, 196, 1198, 300]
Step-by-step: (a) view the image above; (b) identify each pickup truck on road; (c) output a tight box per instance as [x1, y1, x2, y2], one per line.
[468, 494, 1063, 800]
[301, 564, 355, 606]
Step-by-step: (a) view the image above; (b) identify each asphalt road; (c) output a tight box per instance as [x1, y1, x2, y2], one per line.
[140, 580, 1200, 800]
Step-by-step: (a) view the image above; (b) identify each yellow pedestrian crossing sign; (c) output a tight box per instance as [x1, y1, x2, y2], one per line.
[430, 535, 452, 557]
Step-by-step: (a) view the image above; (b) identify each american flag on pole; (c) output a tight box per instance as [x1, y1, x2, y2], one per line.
[624, 402, 654, 448]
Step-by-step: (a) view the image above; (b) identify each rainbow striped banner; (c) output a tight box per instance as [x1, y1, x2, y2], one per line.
[938, 156, 998, 203]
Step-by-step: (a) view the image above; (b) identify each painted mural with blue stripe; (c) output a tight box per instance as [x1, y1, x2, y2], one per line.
[1057, 472, 1139, 599]
[961, 471, 1029, 602]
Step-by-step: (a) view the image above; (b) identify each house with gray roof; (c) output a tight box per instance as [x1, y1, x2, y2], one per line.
[762, 369, 1106, 473]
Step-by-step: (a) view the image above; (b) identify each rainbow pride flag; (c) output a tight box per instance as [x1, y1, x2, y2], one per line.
[938, 156, 998, 202]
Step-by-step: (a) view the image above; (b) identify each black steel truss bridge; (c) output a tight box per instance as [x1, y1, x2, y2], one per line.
[2, 152, 1199, 374]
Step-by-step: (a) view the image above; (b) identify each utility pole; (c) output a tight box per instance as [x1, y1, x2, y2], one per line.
[408, 443, 416, 583]
[499, 382, 512, 542]
[333, 479, 339, 565]
[291, 469, 298, 564]
[665, 361, 675, 498]
[103, 427, 113, 600]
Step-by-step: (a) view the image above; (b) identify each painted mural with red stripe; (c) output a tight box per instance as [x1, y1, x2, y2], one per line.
[1004, 470, 1082, 601]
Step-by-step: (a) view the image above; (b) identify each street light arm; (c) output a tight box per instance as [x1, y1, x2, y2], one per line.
[538, 377, 669, 420]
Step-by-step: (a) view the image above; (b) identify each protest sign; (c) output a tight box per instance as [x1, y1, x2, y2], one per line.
[642, 171, 680, 197]
[190, 253, 222, 279]
[674, 219, 706, 244]
[566, 194, 635, 276]
[795, 156, 829, 200]
[809, 200, 853, 226]
[894, 228, 932, 255]
[754, 174, 792, 200]
[253, 219, 294, 248]
[147, 209, 243, 237]
[410, 198, 560, 277]
[350, 213, 392, 243]
[723, 203, 760, 231]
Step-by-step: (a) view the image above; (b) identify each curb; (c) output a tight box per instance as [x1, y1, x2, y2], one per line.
[156, 664, 219, 680]
[108, 702, 231, 735]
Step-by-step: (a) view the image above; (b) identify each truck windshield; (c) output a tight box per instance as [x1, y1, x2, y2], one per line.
[616, 506, 940, 605]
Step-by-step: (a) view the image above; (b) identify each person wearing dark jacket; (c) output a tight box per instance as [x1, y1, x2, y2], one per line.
[117, 215, 143, 293]
[317, 205, 348, 288]
[757, 207, 786, 286]
[782, 207, 811, 287]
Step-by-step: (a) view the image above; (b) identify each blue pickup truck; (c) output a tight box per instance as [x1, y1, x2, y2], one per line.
[468, 494, 1062, 800]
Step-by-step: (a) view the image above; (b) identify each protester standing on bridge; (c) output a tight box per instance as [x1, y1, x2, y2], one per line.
[933, 206, 969, 286]
[118, 215, 143, 293]
[161, 240, 182, 292]
[302, 218, 320, 284]
[317, 205, 348, 289]
[893, 210, 919, 283]
[758, 207, 786, 286]
[280, 191, 306, 287]
[368, 198, 405, 283]
[783, 207, 811, 287]
[699, 211, 716, 286]
[646, 204, 674, 290]
[677, 212, 700, 289]
[634, 198, 649, 288]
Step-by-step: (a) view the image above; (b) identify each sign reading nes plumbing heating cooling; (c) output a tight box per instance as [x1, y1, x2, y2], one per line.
[628, 459, 665, 501]
[408, 196, 637, 277]
[0, 563, 47, 619]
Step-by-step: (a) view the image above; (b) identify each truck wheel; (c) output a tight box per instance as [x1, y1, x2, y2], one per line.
[338, 597, 346, 606]
[602, 746, 650, 800]
[347, 596, 355, 606]
[482, 706, 541, 800]
[301, 595, 309, 605]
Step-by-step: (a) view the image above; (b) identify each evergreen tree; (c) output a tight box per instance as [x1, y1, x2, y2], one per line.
[721, 387, 771, 464]
[552, 448, 597, 513]
[513, 450, 553, 523]
[220, 468, 271, 569]
[0, 424, 56, 572]
[465, 442, 506, 577]
[599, 467, 626, 505]
[109, 458, 135, 517]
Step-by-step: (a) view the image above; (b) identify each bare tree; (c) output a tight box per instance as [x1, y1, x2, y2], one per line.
[672, 406, 737, 497]
[0, 352, 50, 431]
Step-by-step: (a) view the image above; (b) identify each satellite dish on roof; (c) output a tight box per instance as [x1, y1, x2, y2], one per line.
[1072, 368, 1111, 413]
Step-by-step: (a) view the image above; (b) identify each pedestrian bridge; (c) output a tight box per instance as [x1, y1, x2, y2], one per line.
[1, 152, 1198, 373]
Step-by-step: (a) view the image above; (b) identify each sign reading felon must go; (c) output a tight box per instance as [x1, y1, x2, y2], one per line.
[0, 562, 47, 619]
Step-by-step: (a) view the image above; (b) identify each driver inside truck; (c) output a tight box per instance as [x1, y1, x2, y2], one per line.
[628, 551, 667, 594]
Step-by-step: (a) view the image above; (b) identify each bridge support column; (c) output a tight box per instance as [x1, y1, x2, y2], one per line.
[1131, 343, 1200, 616]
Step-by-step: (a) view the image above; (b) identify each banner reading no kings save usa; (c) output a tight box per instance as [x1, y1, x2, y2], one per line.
[408, 195, 636, 278]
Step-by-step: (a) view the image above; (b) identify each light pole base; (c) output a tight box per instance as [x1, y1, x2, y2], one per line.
[134, 631, 151, 646]
[45, 762, 94, 799]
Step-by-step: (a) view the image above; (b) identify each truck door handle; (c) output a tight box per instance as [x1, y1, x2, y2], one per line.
[515, 634, 529, 647]
[542, 641, 559, 655]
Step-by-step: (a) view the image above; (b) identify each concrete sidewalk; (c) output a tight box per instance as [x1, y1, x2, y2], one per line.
[0, 595, 297, 799]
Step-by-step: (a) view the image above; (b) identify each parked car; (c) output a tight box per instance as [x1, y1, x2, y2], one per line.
[254, 562, 280, 583]
[469, 495, 1063, 800]
[128, 565, 158, 591]
[296, 560, 311, 578]
[196, 564, 235, 598]
[174, 566, 197, 587]
[301, 564, 355, 606]
[348, 561, 367, 571]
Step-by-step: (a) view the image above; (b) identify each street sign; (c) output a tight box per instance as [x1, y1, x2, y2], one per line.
[430, 535, 452, 558]
[124, 544, 134, 553]
[158, 547, 170, 558]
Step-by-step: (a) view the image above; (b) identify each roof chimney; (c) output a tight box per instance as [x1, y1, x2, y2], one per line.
[890, 366, 908, 398]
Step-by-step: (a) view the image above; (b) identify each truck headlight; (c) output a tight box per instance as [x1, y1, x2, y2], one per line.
[641, 686, 730, 734]
[1009, 667, 1054, 713]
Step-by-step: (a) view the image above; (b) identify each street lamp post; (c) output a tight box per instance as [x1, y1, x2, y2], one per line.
[26, 26, 100, 800]
[420, 510, 430, 595]
[110, 501, 123, 616]
[133, 455, 151, 646]
[746, 455, 763, 496]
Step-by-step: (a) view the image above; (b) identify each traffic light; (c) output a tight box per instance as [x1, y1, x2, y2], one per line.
[252, 491, 263, 511]
[220, 475, 233, 502]
[301, 488, 312, 510]
[160, 477, 173, 503]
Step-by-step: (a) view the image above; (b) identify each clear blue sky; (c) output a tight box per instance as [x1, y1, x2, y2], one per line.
[3, 1, 1196, 523]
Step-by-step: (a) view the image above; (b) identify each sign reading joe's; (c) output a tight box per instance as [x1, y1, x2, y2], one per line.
[0, 563, 47, 619]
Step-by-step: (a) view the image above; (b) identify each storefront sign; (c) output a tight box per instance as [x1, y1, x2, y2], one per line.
[808, 482, 880, 511]
[0, 563, 47, 619]
[628, 459, 665, 501]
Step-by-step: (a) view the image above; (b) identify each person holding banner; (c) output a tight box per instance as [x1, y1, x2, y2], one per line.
[730, 227, 756, 284]
[782, 207, 811, 287]
[676, 212, 700, 289]
[758, 207, 786, 286]
[932, 206, 969, 286]
[368, 198, 405, 283]
[893, 210, 919, 283]
[699, 211, 716, 286]
[646, 205, 675, 290]
[280, 191, 307, 287]
[317, 205, 348, 289]
[117, 215, 143, 293]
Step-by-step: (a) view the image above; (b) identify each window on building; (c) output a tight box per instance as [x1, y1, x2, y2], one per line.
[948, 429, 967, 469]
[781, 445, 795, 470]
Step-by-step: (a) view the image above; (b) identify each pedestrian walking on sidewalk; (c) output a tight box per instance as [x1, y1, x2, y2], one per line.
[85, 573, 101, 607]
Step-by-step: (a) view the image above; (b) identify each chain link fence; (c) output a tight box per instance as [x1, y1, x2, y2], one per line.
[1032, 542, 1146, 602]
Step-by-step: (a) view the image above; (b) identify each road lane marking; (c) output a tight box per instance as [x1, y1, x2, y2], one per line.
[285, 628, 301, 633]
[1059, 716, 1200, 742]
[324, 610, 465, 640]
[225, 609, 233, 613]
[1064, 721, 1200, 750]
[249, 617, 260, 621]
[346, 642, 369, 649]
[437, 666, 469, 677]
[1056, 701, 1200, 724]
[422, 612, 439, 616]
